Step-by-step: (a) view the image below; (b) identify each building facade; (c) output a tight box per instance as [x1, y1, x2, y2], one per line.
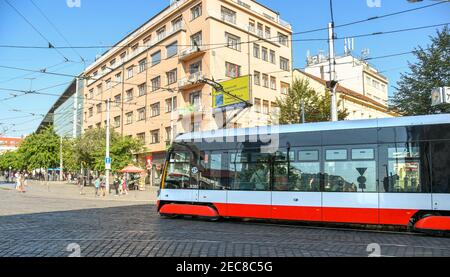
[0, 137, 22, 154]
[37, 78, 84, 138]
[305, 53, 389, 106]
[294, 69, 397, 120]
[82, 0, 293, 182]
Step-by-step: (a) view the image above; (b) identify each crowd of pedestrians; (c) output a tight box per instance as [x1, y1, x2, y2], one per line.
[76, 173, 133, 197]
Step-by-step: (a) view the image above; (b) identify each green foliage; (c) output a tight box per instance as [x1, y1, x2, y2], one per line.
[18, 126, 60, 171]
[74, 127, 144, 172]
[275, 78, 348, 124]
[391, 26, 450, 115]
[0, 150, 24, 171]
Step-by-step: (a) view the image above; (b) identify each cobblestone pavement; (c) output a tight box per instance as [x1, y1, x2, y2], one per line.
[0, 182, 449, 257]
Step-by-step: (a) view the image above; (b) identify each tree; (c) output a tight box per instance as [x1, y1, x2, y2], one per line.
[391, 26, 450, 115]
[0, 150, 24, 171]
[18, 126, 60, 172]
[74, 127, 144, 173]
[275, 78, 348, 124]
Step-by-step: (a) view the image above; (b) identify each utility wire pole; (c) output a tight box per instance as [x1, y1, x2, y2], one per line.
[59, 136, 63, 181]
[327, 8, 338, 122]
[105, 98, 111, 193]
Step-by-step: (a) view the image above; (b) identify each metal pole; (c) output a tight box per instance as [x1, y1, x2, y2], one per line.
[59, 136, 63, 181]
[105, 98, 110, 193]
[170, 96, 175, 143]
[328, 22, 338, 122]
[301, 100, 305, 124]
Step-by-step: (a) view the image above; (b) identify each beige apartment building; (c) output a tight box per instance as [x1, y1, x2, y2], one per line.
[294, 69, 397, 120]
[305, 52, 389, 106]
[82, 0, 293, 180]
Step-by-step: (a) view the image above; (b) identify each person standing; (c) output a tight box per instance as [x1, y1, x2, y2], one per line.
[99, 175, 106, 197]
[121, 175, 128, 195]
[112, 174, 120, 196]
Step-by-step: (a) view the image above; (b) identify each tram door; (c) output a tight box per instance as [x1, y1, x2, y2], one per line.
[226, 151, 272, 219]
[430, 141, 450, 211]
[321, 146, 379, 224]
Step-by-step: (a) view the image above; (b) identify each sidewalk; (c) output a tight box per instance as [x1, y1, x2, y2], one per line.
[0, 179, 158, 203]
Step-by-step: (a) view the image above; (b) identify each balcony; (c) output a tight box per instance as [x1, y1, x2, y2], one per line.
[179, 45, 206, 62]
[178, 104, 205, 119]
[178, 71, 208, 90]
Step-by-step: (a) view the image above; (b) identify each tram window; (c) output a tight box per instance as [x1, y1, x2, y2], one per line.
[430, 141, 450, 193]
[299, 150, 319, 161]
[274, 150, 295, 162]
[352, 149, 374, 160]
[198, 152, 230, 190]
[273, 149, 320, 192]
[164, 151, 195, 189]
[324, 148, 376, 192]
[381, 143, 430, 193]
[326, 149, 347, 161]
[230, 151, 270, 191]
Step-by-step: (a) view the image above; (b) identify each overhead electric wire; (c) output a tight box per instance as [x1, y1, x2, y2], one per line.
[29, 0, 86, 64]
[3, 0, 69, 62]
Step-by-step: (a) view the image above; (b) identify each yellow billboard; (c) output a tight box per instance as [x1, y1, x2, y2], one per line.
[212, 75, 250, 109]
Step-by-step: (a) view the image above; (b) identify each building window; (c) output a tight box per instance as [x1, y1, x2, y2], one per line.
[254, 98, 261, 113]
[89, 89, 94, 99]
[126, 89, 133, 102]
[115, 72, 122, 84]
[131, 44, 138, 56]
[271, 102, 279, 115]
[165, 127, 172, 142]
[114, 94, 121, 107]
[138, 83, 146, 97]
[138, 59, 147, 73]
[120, 52, 127, 63]
[253, 44, 260, 58]
[248, 20, 255, 32]
[127, 66, 134, 79]
[96, 103, 102, 114]
[190, 91, 201, 108]
[269, 50, 276, 64]
[262, 74, 269, 88]
[189, 62, 201, 74]
[278, 32, 288, 46]
[191, 4, 202, 20]
[110, 59, 116, 68]
[126, 112, 133, 125]
[254, 71, 261, 86]
[257, 23, 263, 37]
[191, 32, 202, 47]
[262, 47, 268, 61]
[106, 79, 111, 90]
[171, 17, 182, 32]
[226, 32, 240, 51]
[263, 100, 269, 114]
[96, 123, 101, 129]
[137, 108, 146, 121]
[270, 76, 276, 90]
[281, 82, 290, 94]
[143, 36, 151, 47]
[166, 69, 177, 85]
[151, 76, 161, 91]
[156, 27, 166, 41]
[101, 65, 107, 75]
[225, 62, 241, 78]
[136, 132, 146, 144]
[221, 6, 236, 24]
[151, 51, 161, 66]
[151, 129, 160, 144]
[97, 84, 103, 95]
[88, 107, 93, 117]
[151, 102, 160, 117]
[280, 57, 290, 71]
[113, 116, 120, 128]
[166, 97, 177, 113]
[166, 41, 178, 58]
[265, 26, 271, 39]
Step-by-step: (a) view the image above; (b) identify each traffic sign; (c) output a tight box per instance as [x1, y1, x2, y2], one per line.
[431, 87, 450, 106]
[105, 157, 111, 170]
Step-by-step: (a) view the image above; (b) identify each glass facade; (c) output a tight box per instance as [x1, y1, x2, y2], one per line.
[54, 79, 84, 138]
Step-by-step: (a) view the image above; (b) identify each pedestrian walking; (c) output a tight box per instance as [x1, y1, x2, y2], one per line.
[78, 174, 86, 195]
[15, 172, 21, 192]
[94, 176, 100, 197]
[112, 174, 120, 196]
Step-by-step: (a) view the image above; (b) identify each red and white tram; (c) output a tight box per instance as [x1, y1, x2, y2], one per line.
[157, 114, 450, 233]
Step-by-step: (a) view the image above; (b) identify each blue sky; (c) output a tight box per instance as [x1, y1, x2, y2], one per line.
[0, 0, 449, 137]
